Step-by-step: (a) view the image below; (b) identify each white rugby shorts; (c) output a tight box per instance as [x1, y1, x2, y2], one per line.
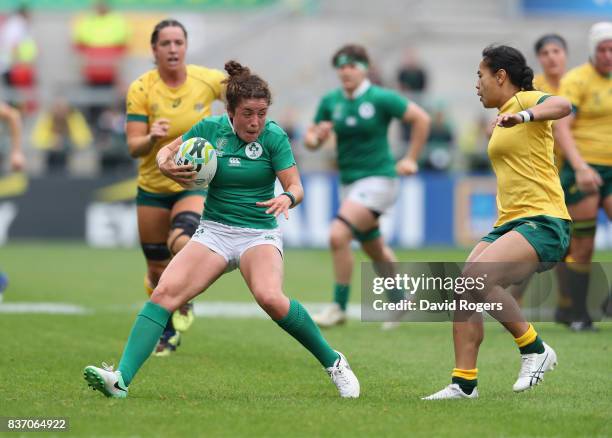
[191, 220, 283, 272]
[340, 176, 399, 214]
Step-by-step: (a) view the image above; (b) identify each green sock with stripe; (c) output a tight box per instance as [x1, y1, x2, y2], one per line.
[333, 283, 350, 311]
[118, 301, 170, 386]
[275, 299, 339, 368]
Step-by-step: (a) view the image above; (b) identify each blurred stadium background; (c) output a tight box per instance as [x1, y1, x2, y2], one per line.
[1, 1, 611, 437]
[1, 0, 611, 249]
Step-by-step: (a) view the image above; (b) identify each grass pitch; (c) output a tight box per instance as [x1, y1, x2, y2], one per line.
[1, 243, 610, 437]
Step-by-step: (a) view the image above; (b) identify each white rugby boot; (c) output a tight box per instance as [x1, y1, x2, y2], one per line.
[513, 342, 557, 392]
[326, 351, 360, 398]
[422, 383, 479, 400]
[312, 303, 347, 328]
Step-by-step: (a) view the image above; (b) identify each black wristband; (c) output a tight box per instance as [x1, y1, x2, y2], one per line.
[526, 109, 535, 121]
[281, 191, 296, 207]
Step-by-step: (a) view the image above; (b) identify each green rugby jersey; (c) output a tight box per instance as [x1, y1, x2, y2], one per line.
[314, 80, 409, 184]
[182, 114, 296, 229]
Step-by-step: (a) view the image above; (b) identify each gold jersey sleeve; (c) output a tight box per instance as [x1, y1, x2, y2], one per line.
[125, 65, 226, 193]
[559, 63, 612, 166]
[533, 73, 558, 94]
[488, 91, 570, 226]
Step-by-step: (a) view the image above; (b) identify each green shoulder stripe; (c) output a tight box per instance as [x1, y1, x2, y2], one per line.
[536, 94, 551, 105]
[127, 114, 148, 123]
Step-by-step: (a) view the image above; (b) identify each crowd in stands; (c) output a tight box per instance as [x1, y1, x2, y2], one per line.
[0, 3, 512, 177]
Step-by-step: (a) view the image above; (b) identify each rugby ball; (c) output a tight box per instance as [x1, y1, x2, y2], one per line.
[174, 137, 217, 188]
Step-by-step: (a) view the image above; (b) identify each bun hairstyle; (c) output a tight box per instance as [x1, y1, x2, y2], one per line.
[482, 45, 535, 91]
[223, 60, 272, 112]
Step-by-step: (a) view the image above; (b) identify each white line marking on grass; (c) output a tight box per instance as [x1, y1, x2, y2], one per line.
[193, 302, 361, 319]
[0, 300, 361, 319]
[0, 302, 90, 315]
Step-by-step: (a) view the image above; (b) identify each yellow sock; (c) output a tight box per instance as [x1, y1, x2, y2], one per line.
[514, 323, 537, 348]
[451, 368, 478, 380]
[144, 275, 154, 297]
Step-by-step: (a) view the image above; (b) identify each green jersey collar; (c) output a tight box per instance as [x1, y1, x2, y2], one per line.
[224, 113, 237, 135]
[344, 79, 371, 100]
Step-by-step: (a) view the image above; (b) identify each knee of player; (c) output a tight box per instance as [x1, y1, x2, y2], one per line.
[568, 243, 595, 263]
[150, 282, 181, 311]
[168, 211, 201, 256]
[329, 224, 352, 249]
[166, 231, 189, 256]
[253, 288, 285, 312]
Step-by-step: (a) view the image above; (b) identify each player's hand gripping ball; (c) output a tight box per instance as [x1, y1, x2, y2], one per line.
[174, 137, 217, 188]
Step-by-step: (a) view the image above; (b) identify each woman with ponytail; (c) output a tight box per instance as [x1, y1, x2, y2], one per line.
[423, 45, 572, 400]
[84, 60, 360, 400]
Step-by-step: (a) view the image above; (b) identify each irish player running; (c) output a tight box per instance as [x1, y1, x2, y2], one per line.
[554, 22, 612, 330]
[305, 44, 430, 328]
[126, 20, 225, 355]
[424, 45, 572, 400]
[84, 61, 359, 399]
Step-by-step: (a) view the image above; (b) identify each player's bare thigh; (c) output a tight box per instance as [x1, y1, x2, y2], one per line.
[337, 199, 379, 231]
[151, 240, 227, 311]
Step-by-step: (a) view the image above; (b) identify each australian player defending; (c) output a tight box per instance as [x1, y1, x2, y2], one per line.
[554, 22, 612, 330]
[305, 44, 430, 328]
[84, 60, 360, 399]
[424, 45, 571, 400]
[126, 19, 225, 355]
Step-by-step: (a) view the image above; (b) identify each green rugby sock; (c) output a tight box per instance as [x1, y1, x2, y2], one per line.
[118, 301, 170, 386]
[333, 283, 350, 311]
[276, 299, 339, 368]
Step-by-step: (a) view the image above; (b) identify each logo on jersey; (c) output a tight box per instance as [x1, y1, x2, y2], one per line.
[172, 98, 182, 108]
[245, 142, 263, 159]
[345, 116, 357, 127]
[216, 138, 228, 157]
[229, 157, 241, 167]
[358, 102, 375, 119]
[333, 103, 344, 120]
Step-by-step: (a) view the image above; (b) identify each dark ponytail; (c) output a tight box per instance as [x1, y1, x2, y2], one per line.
[223, 60, 272, 112]
[482, 45, 535, 91]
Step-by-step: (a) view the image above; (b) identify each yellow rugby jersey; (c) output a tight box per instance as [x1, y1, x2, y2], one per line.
[126, 65, 225, 193]
[488, 91, 570, 226]
[533, 73, 564, 169]
[533, 73, 559, 94]
[559, 63, 612, 166]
